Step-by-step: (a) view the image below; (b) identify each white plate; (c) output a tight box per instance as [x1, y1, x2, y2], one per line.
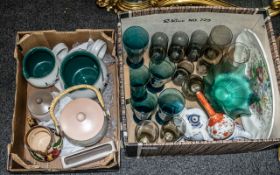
[238, 29, 274, 139]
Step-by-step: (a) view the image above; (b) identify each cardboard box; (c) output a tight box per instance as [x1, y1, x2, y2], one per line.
[6, 6, 280, 173]
[117, 7, 280, 156]
[7, 29, 121, 172]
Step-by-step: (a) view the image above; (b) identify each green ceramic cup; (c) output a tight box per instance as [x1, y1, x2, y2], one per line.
[23, 47, 58, 88]
[60, 50, 105, 98]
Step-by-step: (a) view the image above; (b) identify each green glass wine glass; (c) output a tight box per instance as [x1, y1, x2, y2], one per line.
[147, 58, 176, 93]
[123, 26, 149, 69]
[130, 65, 151, 101]
[155, 88, 185, 125]
[131, 91, 158, 124]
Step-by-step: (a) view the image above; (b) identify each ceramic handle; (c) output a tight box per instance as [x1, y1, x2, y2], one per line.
[49, 84, 106, 134]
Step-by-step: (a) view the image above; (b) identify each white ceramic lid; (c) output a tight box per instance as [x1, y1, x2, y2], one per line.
[28, 91, 53, 115]
[59, 98, 105, 141]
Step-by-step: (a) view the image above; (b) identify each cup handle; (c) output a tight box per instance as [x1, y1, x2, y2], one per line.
[49, 84, 108, 134]
[52, 43, 69, 62]
[91, 39, 107, 59]
[54, 80, 63, 92]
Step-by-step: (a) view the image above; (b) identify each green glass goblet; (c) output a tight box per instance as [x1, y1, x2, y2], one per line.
[131, 91, 158, 124]
[123, 26, 149, 69]
[130, 65, 151, 101]
[147, 58, 176, 93]
[155, 88, 186, 125]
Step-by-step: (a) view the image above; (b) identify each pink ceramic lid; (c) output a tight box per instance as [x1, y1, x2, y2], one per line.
[59, 98, 105, 141]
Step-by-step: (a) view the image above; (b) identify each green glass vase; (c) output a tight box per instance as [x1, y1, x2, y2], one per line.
[205, 73, 255, 119]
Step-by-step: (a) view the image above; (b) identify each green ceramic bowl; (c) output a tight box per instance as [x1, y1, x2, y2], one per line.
[60, 51, 101, 89]
[23, 47, 56, 79]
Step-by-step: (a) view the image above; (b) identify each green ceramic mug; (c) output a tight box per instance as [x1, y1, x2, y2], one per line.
[23, 47, 59, 88]
[59, 50, 108, 98]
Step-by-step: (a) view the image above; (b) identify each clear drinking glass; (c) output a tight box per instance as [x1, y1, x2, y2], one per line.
[148, 58, 176, 93]
[196, 58, 211, 77]
[160, 121, 183, 142]
[149, 32, 169, 64]
[208, 25, 233, 49]
[181, 75, 204, 101]
[155, 88, 186, 125]
[186, 30, 208, 62]
[220, 42, 251, 74]
[172, 60, 194, 86]
[135, 120, 159, 143]
[123, 26, 149, 69]
[168, 31, 189, 63]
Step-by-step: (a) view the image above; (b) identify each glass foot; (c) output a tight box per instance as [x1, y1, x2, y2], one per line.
[147, 83, 164, 93]
[126, 58, 144, 69]
[133, 113, 151, 124]
[155, 112, 168, 125]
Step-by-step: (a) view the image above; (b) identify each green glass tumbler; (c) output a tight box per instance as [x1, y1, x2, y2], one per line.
[147, 58, 176, 93]
[131, 91, 158, 124]
[130, 65, 151, 101]
[155, 88, 185, 125]
[123, 26, 149, 69]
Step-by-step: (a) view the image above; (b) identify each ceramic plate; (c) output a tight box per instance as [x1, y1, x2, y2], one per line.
[238, 29, 274, 139]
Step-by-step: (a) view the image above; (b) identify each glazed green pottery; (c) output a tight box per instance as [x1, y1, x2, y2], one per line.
[60, 50, 101, 89]
[23, 47, 58, 88]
